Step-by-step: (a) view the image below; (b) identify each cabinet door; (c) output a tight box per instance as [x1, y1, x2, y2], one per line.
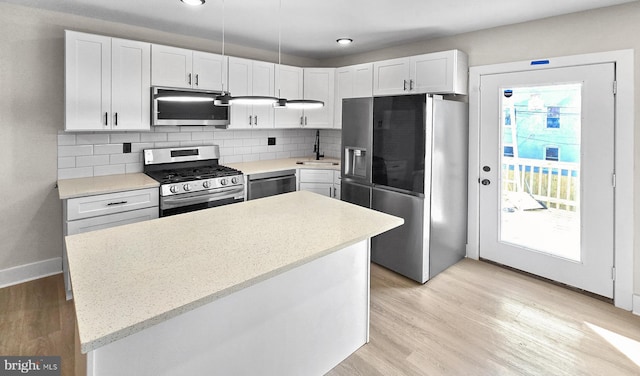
[372, 57, 410, 96]
[251, 60, 275, 128]
[303, 68, 334, 129]
[411, 50, 468, 95]
[334, 67, 353, 129]
[193, 51, 227, 91]
[334, 63, 372, 129]
[151, 44, 193, 88]
[299, 182, 333, 197]
[228, 57, 252, 128]
[65, 31, 111, 131]
[353, 63, 373, 97]
[275, 64, 304, 128]
[299, 169, 334, 183]
[111, 38, 151, 131]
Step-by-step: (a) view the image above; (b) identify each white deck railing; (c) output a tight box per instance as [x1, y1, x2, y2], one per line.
[502, 157, 579, 211]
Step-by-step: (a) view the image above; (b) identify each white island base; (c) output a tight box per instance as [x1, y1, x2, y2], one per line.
[86, 240, 370, 376]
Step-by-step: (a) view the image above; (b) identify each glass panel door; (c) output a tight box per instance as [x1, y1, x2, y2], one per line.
[479, 63, 615, 298]
[500, 84, 582, 261]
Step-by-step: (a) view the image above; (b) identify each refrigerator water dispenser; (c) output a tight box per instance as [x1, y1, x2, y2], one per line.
[344, 148, 367, 179]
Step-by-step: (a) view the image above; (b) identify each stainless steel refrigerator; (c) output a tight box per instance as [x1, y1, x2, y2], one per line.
[341, 94, 468, 283]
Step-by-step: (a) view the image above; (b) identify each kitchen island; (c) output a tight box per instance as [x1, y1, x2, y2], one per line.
[66, 191, 402, 375]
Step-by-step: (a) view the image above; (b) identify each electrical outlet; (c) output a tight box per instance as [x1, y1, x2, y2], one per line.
[123, 143, 131, 153]
[268, 137, 276, 145]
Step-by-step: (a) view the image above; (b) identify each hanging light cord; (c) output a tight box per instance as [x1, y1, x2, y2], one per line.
[277, 0, 282, 98]
[221, 0, 226, 94]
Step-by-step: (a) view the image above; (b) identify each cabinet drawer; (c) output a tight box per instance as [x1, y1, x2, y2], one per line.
[299, 169, 334, 183]
[66, 207, 158, 235]
[299, 182, 333, 197]
[66, 188, 159, 221]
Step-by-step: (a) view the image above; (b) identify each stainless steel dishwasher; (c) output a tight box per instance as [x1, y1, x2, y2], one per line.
[247, 169, 297, 200]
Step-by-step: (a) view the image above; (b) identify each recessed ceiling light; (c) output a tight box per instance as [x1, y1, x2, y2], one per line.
[336, 38, 353, 46]
[181, 0, 205, 6]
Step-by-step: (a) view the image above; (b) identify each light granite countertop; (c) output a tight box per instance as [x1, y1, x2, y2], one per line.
[57, 173, 159, 200]
[57, 159, 339, 200]
[66, 191, 403, 353]
[227, 157, 340, 175]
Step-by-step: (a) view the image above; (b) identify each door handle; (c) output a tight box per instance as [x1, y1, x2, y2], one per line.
[481, 179, 491, 186]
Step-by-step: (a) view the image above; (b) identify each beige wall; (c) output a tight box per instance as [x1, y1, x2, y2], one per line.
[1, 1, 638, 297]
[0, 2, 317, 274]
[323, 2, 640, 296]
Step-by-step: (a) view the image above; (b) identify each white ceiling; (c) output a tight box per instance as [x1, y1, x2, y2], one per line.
[3, 0, 637, 60]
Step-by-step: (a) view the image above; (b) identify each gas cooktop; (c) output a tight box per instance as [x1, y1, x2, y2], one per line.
[146, 165, 242, 184]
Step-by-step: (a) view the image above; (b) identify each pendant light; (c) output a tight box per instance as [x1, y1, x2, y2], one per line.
[219, 0, 278, 106]
[273, 0, 324, 110]
[214, 0, 233, 106]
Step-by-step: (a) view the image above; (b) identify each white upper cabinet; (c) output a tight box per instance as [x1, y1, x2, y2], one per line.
[334, 63, 373, 129]
[303, 68, 335, 129]
[65, 30, 150, 131]
[151, 44, 227, 91]
[274, 64, 304, 128]
[274, 66, 335, 129]
[373, 50, 468, 96]
[228, 57, 275, 129]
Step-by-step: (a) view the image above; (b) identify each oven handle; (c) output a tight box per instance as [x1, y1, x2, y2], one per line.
[162, 186, 243, 205]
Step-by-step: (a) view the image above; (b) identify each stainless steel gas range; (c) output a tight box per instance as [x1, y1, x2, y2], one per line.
[143, 145, 244, 217]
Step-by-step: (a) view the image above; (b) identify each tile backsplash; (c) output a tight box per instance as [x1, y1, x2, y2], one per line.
[57, 127, 342, 180]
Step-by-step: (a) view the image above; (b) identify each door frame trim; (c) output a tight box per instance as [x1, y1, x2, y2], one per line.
[467, 50, 634, 310]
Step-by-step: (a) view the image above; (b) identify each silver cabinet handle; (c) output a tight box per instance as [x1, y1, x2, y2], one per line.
[329, 187, 332, 197]
[249, 116, 253, 126]
[409, 79, 414, 90]
[300, 116, 304, 125]
[304, 116, 308, 126]
[104, 112, 108, 126]
[114, 112, 118, 126]
[403, 80, 408, 91]
[188, 73, 192, 85]
[333, 187, 337, 198]
[106, 201, 127, 206]
[254, 115, 258, 125]
[195, 74, 199, 86]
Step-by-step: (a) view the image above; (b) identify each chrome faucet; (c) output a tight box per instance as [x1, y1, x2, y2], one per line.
[313, 130, 324, 160]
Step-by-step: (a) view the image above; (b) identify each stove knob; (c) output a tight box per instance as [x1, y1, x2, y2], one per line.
[203, 180, 211, 189]
[220, 179, 228, 186]
[231, 177, 240, 184]
[170, 185, 179, 194]
[183, 183, 191, 191]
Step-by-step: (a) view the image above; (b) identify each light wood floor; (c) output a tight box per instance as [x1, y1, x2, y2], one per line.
[1, 259, 639, 376]
[328, 259, 640, 375]
[0, 274, 78, 376]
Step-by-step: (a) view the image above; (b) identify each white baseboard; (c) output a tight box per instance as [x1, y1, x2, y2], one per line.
[633, 294, 640, 316]
[0, 258, 62, 289]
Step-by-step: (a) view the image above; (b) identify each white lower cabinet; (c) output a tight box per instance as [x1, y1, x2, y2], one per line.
[63, 188, 159, 299]
[299, 169, 340, 198]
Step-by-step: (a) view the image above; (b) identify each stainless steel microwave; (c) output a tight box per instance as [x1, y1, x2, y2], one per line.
[151, 86, 230, 127]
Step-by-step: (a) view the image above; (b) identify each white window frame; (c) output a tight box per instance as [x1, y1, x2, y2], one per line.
[468, 50, 634, 311]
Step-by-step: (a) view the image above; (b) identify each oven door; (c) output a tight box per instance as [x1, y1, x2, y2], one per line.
[160, 186, 244, 217]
